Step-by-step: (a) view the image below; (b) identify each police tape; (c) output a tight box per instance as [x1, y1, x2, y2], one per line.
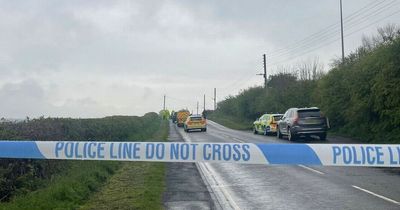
[0, 141, 399, 167]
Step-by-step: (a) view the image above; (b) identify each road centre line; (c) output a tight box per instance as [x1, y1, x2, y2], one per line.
[352, 185, 399, 205]
[298, 164, 325, 175]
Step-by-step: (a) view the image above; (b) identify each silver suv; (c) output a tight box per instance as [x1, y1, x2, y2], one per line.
[277, 107, 329, 141]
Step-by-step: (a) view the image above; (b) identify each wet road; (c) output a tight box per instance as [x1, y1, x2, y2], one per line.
[176, 120, 400, 210]
[163, 122, 214, 210]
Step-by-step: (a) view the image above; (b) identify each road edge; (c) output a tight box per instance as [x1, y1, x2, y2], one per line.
[171, 123, 221, 210]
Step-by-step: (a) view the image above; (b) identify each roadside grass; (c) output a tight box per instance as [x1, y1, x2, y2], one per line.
[208, 113, 252, 130]
[0, 119, 169, 210]
[79, 119, 169, 210]
[0, 161, 121, 210]
[79, 162, 165, 210]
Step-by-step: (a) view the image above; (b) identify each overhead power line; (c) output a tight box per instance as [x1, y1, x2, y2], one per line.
[268, 1, 400, 66]
[271, 0, 389, 55]
[219, 0, 400, 96]
[269, 9, 400, 67]
[268, 0, 398, 60]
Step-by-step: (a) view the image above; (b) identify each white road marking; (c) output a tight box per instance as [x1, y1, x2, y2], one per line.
[178, 127, 241, 210]
[352, 185, 400, 205]
[231, 137, 245, 143]
[201, 163, 241, 210]
[298, 164, 325, 175]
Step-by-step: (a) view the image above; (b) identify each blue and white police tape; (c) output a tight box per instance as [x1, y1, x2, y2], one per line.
[0, 141, 399, 167]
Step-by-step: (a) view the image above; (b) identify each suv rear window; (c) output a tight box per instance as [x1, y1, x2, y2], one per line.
[190, 117, 202, 121]
[298, 110, 321, 118]
[273, 116, 282, 121]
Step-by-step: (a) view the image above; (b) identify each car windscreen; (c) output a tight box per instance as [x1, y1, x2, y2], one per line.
[273, 116, 282, 121]
[190, 117, 202, 121]
[298, 110, 321, 118]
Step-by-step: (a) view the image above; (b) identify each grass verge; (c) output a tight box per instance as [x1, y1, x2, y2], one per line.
[79, 120, 169, 210]
[0, 161, 121, 210]
[208, 113, 252, 130]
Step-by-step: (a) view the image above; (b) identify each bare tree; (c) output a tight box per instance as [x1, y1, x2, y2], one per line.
[296, 57, 324, 81]
[377, 24, 398, 43]
[361, 34, 374, 50]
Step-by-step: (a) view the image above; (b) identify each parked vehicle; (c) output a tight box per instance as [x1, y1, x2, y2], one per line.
[277, 107, 329, 141]
[253, 114, 283, 135]
[184, 114, 207, 132]
[176, 110, 190, 127]
[171, 111, 178, 123]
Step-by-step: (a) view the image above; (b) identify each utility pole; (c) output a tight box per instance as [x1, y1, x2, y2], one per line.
[203, 94, 206, 112]
[257, 54, 267, 89]
[340, 0, 345, 64]
[213, 88, 217, 110]
[263, 53, 267, 88]
[163, 95, 166, 110]
[196, 101, 199, 114]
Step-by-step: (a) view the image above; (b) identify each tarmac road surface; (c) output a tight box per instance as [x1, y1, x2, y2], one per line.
[175, 120, 400, 210]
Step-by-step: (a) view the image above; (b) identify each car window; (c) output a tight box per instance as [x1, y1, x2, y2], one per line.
[298, 110, 321, 118]
[273, 115, 282, 121]
[287, 110, 293, 118]
[190, 117, 202, 121]
[283, 111, 289, 118]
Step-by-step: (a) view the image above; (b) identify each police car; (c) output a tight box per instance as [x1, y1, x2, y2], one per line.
[184, 114, 207, 132]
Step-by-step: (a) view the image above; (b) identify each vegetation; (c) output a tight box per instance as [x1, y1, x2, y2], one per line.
[80, 120, 168, 210]
[0, 112, 166, 209]
[207, 110, 252, 130]
[0, 161, 121, 210]
[209, 25, 400, 143]
[159, 110, 170, 120]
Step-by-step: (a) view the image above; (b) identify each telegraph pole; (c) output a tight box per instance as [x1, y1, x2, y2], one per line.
[340, 0, 345, 64]
[203, 94, 206, 112]
[213, 88, 217, 110]
[256, 54, 267, 89]
[196, 101, 199, 114]
[163, 95, 166, 110]
[263, 54, 267, 88]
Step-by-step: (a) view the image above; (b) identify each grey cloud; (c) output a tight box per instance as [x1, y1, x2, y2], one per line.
[0, 0, 397, 117]
[0, 80, 119, 118]
[0, 80, 50, 117]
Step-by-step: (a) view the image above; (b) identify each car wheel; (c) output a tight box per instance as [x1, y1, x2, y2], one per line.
[203, 128, 207, 132]
[319, 133, 327, 141]
[288, 129, 297, 141]
[253, 127, 258, 134]
[277, 126, 282, 139]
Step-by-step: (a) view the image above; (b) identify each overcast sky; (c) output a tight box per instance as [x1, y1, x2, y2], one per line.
[0, 0, 399, 118]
